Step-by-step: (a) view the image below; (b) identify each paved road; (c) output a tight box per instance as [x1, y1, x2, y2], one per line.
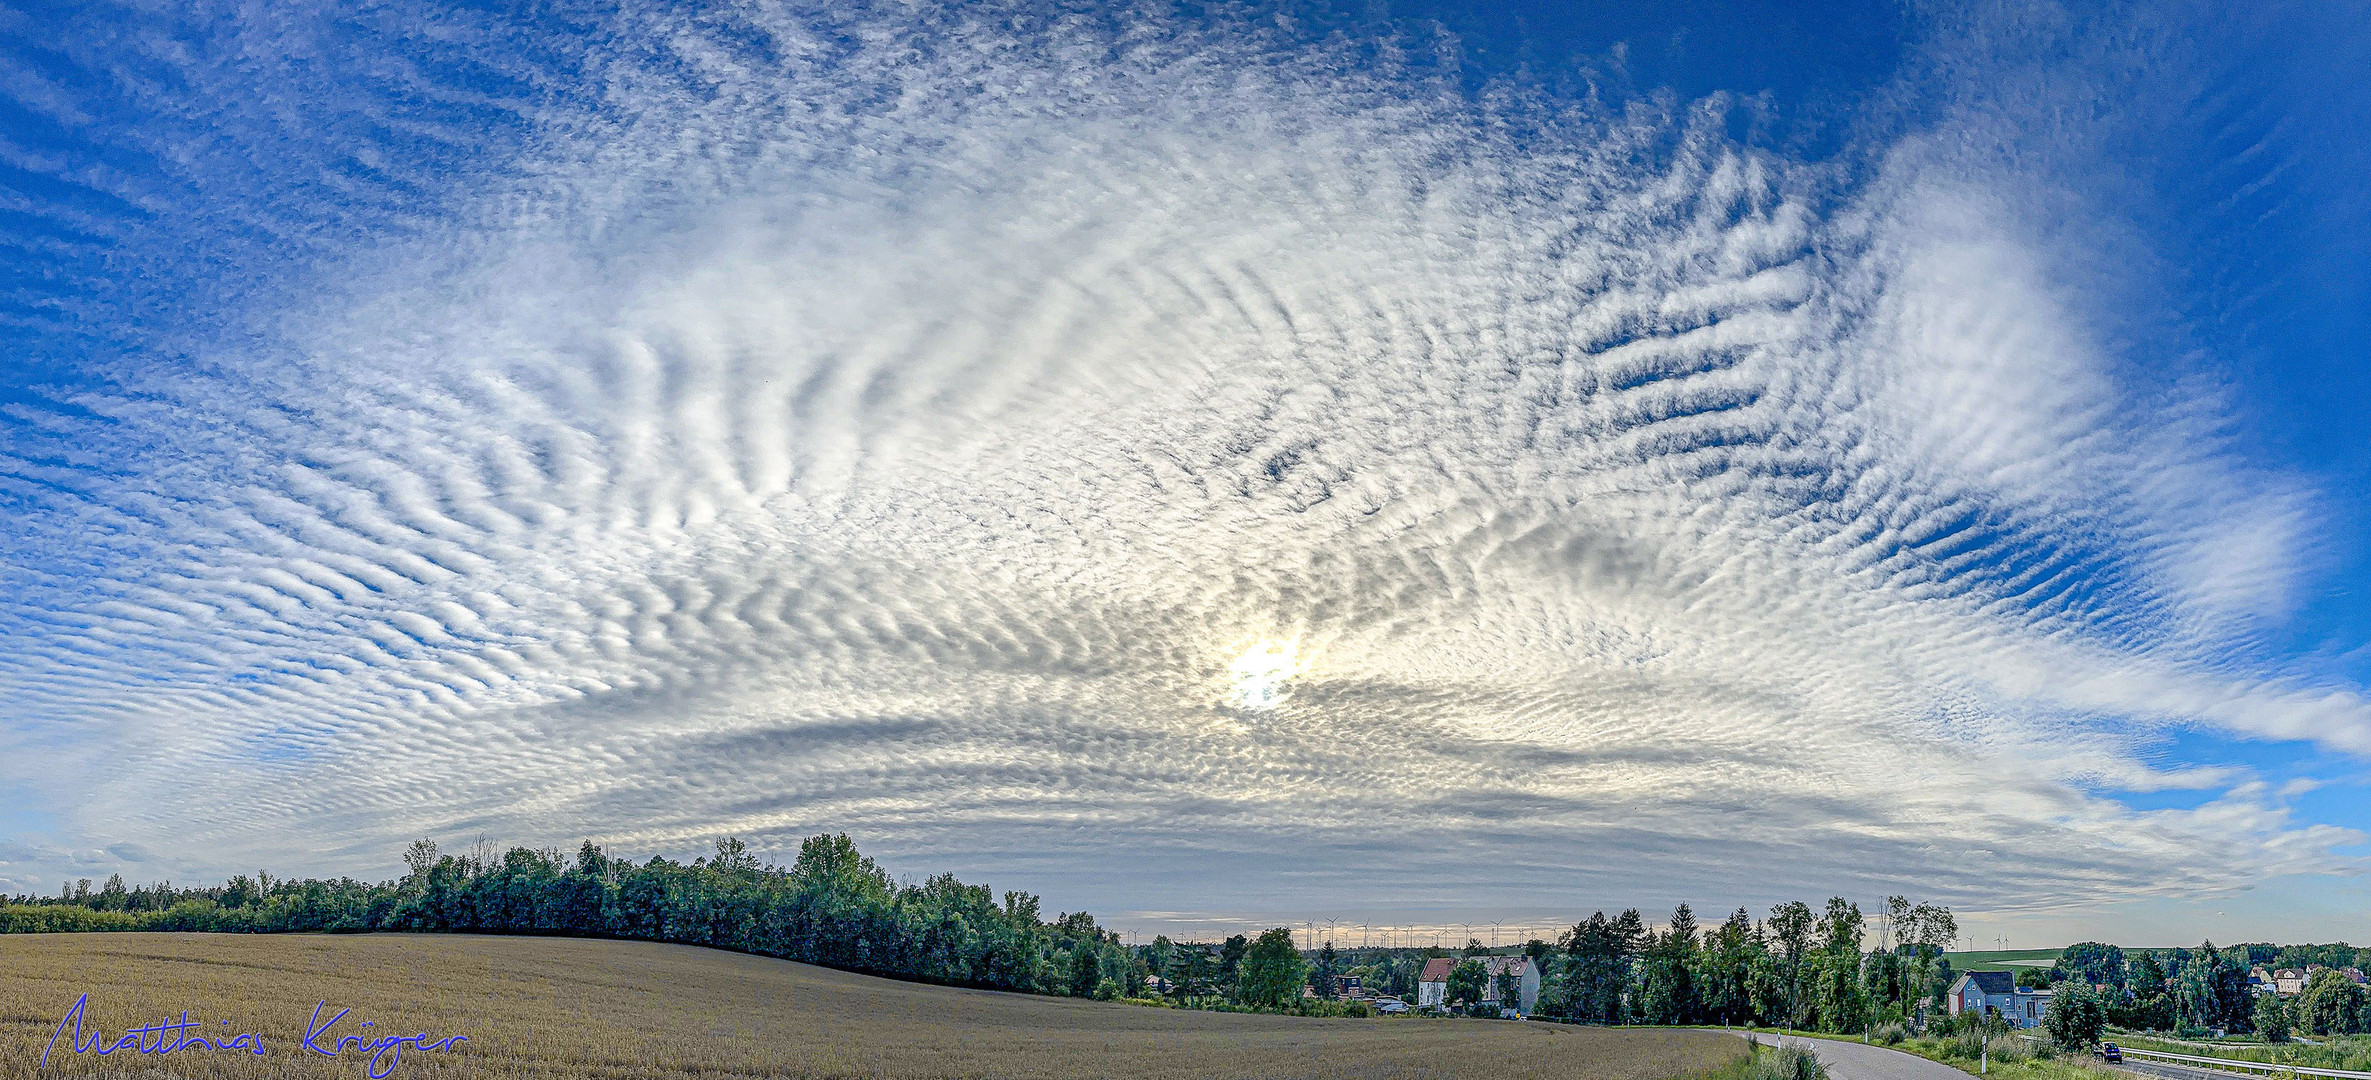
[1728, 1032, 1976, 1080]
[2109, 1059, 2288, 1080]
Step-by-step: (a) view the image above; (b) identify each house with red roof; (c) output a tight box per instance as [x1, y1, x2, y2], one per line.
[1415, 955, 1541, 1016]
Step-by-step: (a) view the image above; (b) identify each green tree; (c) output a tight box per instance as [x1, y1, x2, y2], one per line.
[2129, 952, 2167, 991]
[2173, 942, 2255, 1033]
[1219, 934, 1250, 993]
[402, 840, 440, 893]
[789, 833, 890, 900]
[1069, 944, 1102, 997]
[1557, 909, 1644, 1022]
[2054, 942, 2126, 990]
[1701, 908, 1763, 1025]
[1175, 943, 1219, 998]
[1146, 934, 1175, 986]
[1448, 959, 1489, 1012]
[2299, 969, 2368, 1036]
[1640, 904, 1701, 1024]
[1313, 940, 1341, 998]
[2045, 982, 2107, 1048]
[2254, 993, 2291, 1043]
[1768, 900, 1815, 1026]
[1812, 898, 1865, 1032]
[1238, 928, 1308, 1009]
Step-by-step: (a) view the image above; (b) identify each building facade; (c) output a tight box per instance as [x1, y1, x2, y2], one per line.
[1947, 971, 2053, 1029]
[1416, 955, 1542, 1016]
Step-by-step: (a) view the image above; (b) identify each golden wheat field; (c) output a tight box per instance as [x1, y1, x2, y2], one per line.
[0, 933, 1745, 1080]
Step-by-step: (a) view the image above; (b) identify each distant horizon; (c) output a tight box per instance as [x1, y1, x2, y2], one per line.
[14, 834, 2366, 956]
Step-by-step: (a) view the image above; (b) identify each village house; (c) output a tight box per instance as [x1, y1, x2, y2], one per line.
[1416, 955, 1542, 1016]
[1946, 971, 2053, 1029]
[2273, 968, 2313, 995]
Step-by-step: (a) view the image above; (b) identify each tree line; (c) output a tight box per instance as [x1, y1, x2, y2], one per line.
[2046, 940, 2370, 1038]
[10, 837, 2363, 1035]
[3, 836, 1149, 1002]
[1510, 896, 1960, 1031]
[0, 834, 1382, 1015]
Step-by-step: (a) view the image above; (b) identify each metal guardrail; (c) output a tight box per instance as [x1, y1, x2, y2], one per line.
[2117, 1045, 2371, 1080]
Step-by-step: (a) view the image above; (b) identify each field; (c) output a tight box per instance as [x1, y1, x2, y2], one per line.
[1939, 950, 2063, 971]
[0, 933, 1747, 1079]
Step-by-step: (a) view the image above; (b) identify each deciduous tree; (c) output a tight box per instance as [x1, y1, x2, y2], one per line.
[1238, 928, 1308, 1009]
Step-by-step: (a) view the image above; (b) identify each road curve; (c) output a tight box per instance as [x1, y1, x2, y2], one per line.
[1729, 1031, 1977, 1080]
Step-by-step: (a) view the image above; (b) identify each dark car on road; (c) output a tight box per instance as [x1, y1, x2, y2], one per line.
[2099, 1043, 2122, 1063]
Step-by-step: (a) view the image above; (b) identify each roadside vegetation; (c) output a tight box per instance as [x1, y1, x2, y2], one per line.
[1696, 1042, 1826, 1080]
[2104, 1032, 2371, 1072]
[1879, 1029, 2119, 1080]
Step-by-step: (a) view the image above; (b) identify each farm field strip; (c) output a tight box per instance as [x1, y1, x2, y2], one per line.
[1, 933, 1748, 1080]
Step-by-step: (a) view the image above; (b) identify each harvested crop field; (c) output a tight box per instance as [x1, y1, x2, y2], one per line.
[1, 933, 1744, 1079]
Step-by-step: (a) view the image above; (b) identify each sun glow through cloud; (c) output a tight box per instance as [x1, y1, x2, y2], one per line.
[1229, 640, 1304, 710]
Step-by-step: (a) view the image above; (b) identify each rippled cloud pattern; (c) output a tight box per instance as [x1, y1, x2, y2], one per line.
[1, 0, 2365, 925]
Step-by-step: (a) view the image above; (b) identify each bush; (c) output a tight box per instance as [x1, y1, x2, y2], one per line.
[1871, 1022, 1906, 1045]
[1950, 1028, 1988, 1059]
[0, 905, 139, 933]
[2046, 983, 2108, 1049]
[1706, 1045, 1827, 1080]
[1752, 1047, 1825, 1080]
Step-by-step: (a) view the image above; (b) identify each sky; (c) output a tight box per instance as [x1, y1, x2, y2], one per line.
[1, 0, 2368, 948]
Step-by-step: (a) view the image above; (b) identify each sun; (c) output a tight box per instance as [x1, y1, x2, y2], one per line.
[1228, 639, 1303, 710]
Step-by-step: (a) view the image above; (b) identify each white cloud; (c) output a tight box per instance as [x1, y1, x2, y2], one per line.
[0, 1, 2360, 923]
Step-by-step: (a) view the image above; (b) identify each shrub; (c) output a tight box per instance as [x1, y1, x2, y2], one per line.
[1950, 1028, 1988, 1059]
[1751, 1047, 1825, 1080]
[0, 905, 139, 933]
[2046, 983, 2108, 1049]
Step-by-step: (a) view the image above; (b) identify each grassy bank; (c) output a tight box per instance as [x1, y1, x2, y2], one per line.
[2107, 1032, 2371, 1071]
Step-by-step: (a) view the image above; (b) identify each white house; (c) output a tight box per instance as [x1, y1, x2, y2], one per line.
[1417, 955, 1542, 1016]
[1947, 971, 2053, 1029]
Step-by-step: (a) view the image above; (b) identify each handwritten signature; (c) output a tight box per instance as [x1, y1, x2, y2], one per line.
[44, 993, 468, 1078]
[305, 999, 470, 1078]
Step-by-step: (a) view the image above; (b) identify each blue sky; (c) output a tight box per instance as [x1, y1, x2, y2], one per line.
[2, 0, 2368, 947]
